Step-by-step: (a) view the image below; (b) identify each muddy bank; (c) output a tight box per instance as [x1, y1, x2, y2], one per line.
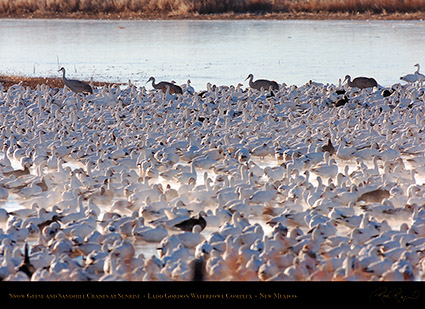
[1, 11, 425, 20]
[0, 75, 122, 91]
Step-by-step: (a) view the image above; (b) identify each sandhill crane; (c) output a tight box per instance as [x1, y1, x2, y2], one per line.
[344, 75, 378, 90]
[245, 74, 279, 91]
[146, 76, 183, 95]
[58, 67, 93, 94]
[400, 63, 425, 83]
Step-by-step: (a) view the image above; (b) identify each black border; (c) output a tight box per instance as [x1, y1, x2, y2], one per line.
[2, 281, 424, 305]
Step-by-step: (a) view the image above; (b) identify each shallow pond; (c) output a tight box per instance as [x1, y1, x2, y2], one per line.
[1, 19, 425, 89]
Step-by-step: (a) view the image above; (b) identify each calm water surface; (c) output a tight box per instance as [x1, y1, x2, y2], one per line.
[1, 19, 425, 90]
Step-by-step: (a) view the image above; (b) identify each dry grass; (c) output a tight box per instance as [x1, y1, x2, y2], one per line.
[0, 75, 118, 90]
[0, 0, 425, 18]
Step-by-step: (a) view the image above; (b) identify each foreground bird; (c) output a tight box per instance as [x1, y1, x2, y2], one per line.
[146, 76, 183, 94]
[245, 74, 279, 91]
[58, 67, 93, 94]
[344, 75, 378, 90]
[16, 243, 35, 278]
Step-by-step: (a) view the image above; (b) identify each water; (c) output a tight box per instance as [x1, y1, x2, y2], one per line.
[1, 19, 425, 90]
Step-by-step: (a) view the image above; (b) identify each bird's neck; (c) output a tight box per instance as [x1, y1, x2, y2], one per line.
[248, 75, 254, 87]
[151, 79, 157, 88]
[346, 78, 352, 87]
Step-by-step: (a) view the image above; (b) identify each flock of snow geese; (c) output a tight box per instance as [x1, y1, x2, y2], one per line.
[0, 64, 425, 282]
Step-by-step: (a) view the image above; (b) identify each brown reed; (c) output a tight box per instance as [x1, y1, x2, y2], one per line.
[0, 0, 424, 17]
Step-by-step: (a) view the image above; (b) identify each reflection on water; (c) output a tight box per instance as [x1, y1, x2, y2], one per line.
[1, 19, 425, 89]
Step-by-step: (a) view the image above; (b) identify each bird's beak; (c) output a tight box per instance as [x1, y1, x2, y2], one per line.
[244, 76, 249, 81]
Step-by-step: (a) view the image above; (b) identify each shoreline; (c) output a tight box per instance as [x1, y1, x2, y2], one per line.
[1, 11, 425, 21]
[0, 75, 122, 91]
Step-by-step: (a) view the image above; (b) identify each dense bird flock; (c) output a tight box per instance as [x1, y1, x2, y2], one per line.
[0, 75, 425, 282]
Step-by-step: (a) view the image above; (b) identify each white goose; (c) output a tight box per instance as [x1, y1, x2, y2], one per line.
[133, 224, 168, 243]
[311, 152, 338, 179]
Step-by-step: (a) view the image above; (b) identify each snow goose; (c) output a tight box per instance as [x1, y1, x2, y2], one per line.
[0, 247, 16, 280]
[237, 224, 264, 247]
[406, 185, 425, 206]
[333, 184, 359, 205]
[400, 63, 425, 83]
[410, 204, 425, 227]
[311, 157, 338, 179]
[360, 199, 396, 217]
[0, 207, 8, 222]
[176, 225, 204, 249]
[350, 227, 374, 245]
[336, 142, 356, 161]
[157, 234, 182, 258]
[2, 162, 31, 178]
[161, 244, 191, 274]
[328, 201, 355, 220]
[60, 196, 87, 225]
[248, 183, 278, 205]
[133, 224, 168, 243]
[0, 183, 8, 200]
[354, 143, 380, 160]
[175, 161, 197, 185]
[364, 257, 393, 277]
[250, 142, 274, 159]
[378, 143, 400, 161]
[14, 181, 44, 199]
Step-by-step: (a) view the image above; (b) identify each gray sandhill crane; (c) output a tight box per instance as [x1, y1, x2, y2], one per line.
[146, 76, 183, 95]
[245, 74, 279, 91]
[344, 75, 378, 90]
[58, 67, 93, 94]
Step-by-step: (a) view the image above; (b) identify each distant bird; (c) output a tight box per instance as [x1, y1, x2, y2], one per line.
[381, 89, 394, 97]
[400, 63, 425, 83]
[3, 167, 30, 178]
[245, 74, 279, 91]
[174, 212, 207, 232]
[334, 95, 349, 107]
[357, 188, 390, 204]
[146, 76, 183, 94]
[344, 75, 378, 90]
[58, 67, 93, 94]
[320, 139, 336, 155]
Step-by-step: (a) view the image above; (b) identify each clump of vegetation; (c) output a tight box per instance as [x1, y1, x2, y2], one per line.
[0, 0, 425, 17]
